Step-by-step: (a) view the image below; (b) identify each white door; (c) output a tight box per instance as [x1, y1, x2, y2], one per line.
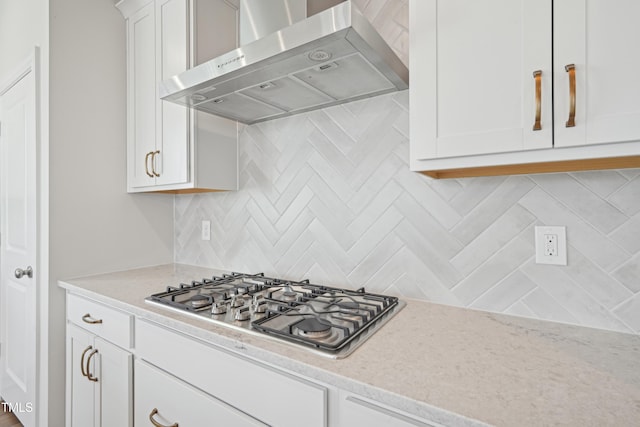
[410, 0, 552, 160]
[0, 52, 38, 427]
[554, 0, 640, 147]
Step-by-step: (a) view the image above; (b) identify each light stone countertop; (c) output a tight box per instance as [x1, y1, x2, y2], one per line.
[59, 264, 640, 427]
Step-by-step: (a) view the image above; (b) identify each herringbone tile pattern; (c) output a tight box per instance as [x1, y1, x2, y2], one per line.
[175, 0, 640, 335]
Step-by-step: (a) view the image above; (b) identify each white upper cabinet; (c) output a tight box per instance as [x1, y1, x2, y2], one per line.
[410, 0, 640, 178]
[553, 0, 640, 148]
[119, 0, 239, 193]
[411, 0, 552, 160]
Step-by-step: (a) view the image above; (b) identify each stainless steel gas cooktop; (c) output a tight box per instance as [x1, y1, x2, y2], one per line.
[145, 272, 404, 358]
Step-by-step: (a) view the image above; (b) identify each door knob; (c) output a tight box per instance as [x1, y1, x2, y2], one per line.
[14, 266, 33, 279]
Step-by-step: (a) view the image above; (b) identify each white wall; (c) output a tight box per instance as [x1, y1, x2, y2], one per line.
[0, 0, 48, 78]
[2, 0, 175, 425]
[47, 0, 174, 425]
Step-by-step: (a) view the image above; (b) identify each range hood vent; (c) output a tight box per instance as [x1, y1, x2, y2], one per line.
[159, 0, 408, 125]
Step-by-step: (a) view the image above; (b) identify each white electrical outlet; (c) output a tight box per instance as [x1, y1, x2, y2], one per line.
[201, 220, 211, 241]
[535, 226, 567, 265]
[544, 234, 558, 256]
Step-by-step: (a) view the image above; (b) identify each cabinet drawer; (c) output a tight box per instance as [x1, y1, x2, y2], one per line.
[136, 319, 327, 427]
[340, 392, 444, 427]
[135, 360, 265, 427]
[67, 293, 133, 349]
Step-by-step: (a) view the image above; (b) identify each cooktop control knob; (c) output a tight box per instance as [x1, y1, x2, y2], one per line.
[234, 307, 250, 321]
[254, 300, 268, 313]
[230, 295, 244, 308]
[211, 302, 227, 315]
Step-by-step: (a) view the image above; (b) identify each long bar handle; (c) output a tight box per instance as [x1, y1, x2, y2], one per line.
[533, 70, 542, 131]
[144, 151, 154, 178]
[80, 345, 92, 377]
[82, 313, 103, 324]
[86, 349, 99, 382]
[149, 408, 179, 427]
[565, 64, 576, 127]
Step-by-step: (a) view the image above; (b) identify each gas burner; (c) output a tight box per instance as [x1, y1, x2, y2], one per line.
[295, 318, 333, 340]
[281, 285, 298, 302]
[190, 294, 211, 309]
[336, 300, 360, 313]
[145, 272, 403, 358]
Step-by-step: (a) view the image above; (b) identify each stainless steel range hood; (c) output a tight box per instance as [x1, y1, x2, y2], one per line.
[158, 0, 408, 125]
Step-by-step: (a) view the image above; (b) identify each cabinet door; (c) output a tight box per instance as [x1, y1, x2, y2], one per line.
[134, 360, 266, 427]
[411, 0, 552, 160]
[68, 325, 96, 427]
[127, 2, 157, 189]
[339, 394, 443, 427]
[95, 337, 133, 427]
[155, 0, 189, 186]
[554, 0, 640, 147]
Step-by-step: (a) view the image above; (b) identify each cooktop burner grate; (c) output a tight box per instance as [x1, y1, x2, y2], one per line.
[145, 272, 404, 358]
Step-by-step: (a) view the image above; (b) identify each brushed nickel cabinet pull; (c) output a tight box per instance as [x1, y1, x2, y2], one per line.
[151, 150, 161, 177]
[80, 345, 92, 377]
[533, 70, 542, 131]
[82, 313, 103, 324]
[565, 64, 576, 127]
[149, 408, 178, 427]
[86, 349, 99, 382]
[145, 151, 154, 177]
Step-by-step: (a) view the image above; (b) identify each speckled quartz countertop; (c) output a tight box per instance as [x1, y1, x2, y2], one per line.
[59, 264, 640, 427]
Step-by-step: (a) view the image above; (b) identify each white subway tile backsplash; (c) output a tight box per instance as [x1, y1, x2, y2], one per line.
[612, 255, 640, 293]
[521, 288, 579, 325]
[519, 187, 629, 272]
[451, 232, 533, 305]
[531, 173, 629, 234]
[174, 0, 640, 336]
[450, 205, 536, 276]
[610, 216, 640, 255]
[521, 260, 632, 333]
[570, 170, 630, 198]
[470, 271, 537, 312]
[447, 176, 507, 216]
[608, 176, 640, 216]
[504, 300, 538, 319]
[393, 169, 463, 230]
[564, 250, 634, 309]
[451, 176, 536, 245]
[618, 169, 640, 180]
[394, 220, 462, 288]
[614, 294, 640, 333]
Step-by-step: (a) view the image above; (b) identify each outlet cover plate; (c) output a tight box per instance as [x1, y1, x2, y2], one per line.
[535, 226, 567, 265]
[202, 220, 211, 241]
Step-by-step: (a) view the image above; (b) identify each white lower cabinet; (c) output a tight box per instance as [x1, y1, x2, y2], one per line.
[135, 359, 265, 426]
[336, 392, 444, 427]
[67, 324, 133, 427]
[135, 319, 328, 427]
[64, 292, 467, 427]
